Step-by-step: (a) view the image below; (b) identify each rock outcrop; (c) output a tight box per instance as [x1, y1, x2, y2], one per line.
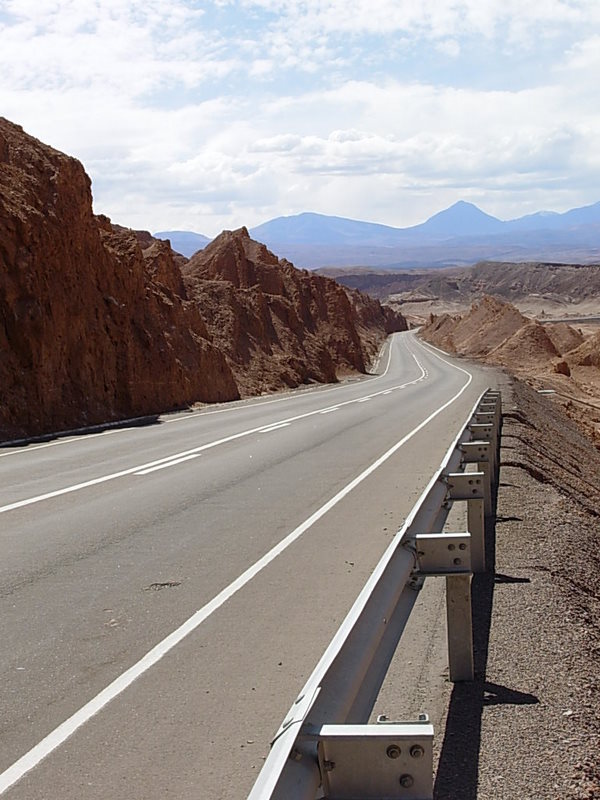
[565, 330, 600, 368]
[421, 295, 562, 368]
[182, 228, 407, 395]
[0, 117, 238, 439]
[420, 296, 600, 446]
[1, 118, 406, 439]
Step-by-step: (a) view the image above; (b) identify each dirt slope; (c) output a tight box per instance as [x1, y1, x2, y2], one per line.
[420, 296, 600, 447]
[567, 330, 600, 368]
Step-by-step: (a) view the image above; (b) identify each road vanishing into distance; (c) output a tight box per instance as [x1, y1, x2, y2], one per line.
[0, 331, 495, 799]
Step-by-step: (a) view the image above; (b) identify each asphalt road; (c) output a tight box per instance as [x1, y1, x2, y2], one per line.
[0, 331, 494, 799]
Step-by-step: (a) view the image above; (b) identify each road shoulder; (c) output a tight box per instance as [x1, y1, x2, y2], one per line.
[435, 375, 600, 799]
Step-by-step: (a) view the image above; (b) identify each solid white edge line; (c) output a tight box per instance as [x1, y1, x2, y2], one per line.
[0, 343, 473, 796]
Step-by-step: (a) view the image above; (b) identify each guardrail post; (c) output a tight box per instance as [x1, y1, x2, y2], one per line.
[314, 722, 434, 800]
[413, 532, 474, 683]
[461, 441, 492, 519]
[467, 497, 485, 572]
[469, 423, 497, 487]
[446, 574, 474, 682]
[445, 472, 486, 572]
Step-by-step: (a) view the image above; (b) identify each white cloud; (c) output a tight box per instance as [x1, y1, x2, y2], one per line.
[1, 0, 600, 234]
[232, 0, 590, 42]
[0, 0, 235, 96]
[435, 39, 461, 57]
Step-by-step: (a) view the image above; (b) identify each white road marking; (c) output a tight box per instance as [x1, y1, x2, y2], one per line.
[134, 454, 200, 476]
[357, 397, 372, 403]
[0, 352, 427, 515]
[319, 407, 340, 414]
[0, 353, 473, 796]
[257, 422, 292, 433]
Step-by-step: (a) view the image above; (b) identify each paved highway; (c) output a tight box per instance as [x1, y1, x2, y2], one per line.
[0, 331, 494, 799]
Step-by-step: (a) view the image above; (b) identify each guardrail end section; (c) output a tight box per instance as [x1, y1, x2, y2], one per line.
[314, 722, 433, 799]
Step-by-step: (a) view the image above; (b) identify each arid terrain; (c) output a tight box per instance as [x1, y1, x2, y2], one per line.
[416, 297, 600, 798]
[420, 295, 600, 448]
[321, 260, 600, 323]
[181, 226, 403, 397]
[435, 374, 600, 799]
[2, 113, 599, 797]
[0, 118, 405, 441]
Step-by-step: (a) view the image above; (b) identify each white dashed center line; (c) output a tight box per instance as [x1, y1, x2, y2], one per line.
[134, 454, 201, 475]
[258, 422, 292, 433]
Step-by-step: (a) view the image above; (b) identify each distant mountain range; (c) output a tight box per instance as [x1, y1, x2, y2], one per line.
[155, 200, 600, 268]
[153, 230, 212, 255]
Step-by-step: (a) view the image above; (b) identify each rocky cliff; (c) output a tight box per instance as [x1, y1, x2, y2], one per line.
[1, 118, 406, 440]
[182, 228, 406, 395]
[0, 118, 238, 439]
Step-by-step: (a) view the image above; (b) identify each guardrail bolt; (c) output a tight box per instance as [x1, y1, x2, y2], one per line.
[448, 543, 456, 551]
[399, 774, 414, 788]
[323, 760, 335, 772]
[459, 543, 467, 550]
[386, 745, 401, 759]
[453, 558, 462, 565]
[410, 745, 425, 759]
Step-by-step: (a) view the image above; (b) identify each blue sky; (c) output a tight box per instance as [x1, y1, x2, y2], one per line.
[1, 0, 599, 236]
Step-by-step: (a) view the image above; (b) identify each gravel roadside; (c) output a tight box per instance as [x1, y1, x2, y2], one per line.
[435, 374, 600, 799]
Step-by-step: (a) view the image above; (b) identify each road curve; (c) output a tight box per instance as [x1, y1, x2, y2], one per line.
[0, 331, 495, 799]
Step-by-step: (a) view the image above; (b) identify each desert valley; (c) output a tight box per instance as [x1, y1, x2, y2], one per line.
[1, 117, 599, 799]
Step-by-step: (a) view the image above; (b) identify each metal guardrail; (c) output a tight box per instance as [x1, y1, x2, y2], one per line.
[247, 389, 501, 800]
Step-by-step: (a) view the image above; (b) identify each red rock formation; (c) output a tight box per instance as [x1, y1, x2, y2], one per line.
[421, 296, 542, 361]
[0, 118, 406, 439]
[420, 295, 582, 371]
[183, 228, 407, 395]
[0, 117, 238, 439]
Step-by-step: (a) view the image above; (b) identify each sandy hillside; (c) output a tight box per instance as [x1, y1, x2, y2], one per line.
[322, 261, 600, 326]
[420, 295, 600, 447]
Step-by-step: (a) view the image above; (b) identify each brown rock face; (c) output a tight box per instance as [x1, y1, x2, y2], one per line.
[565, 330, 600, 368]
[1, 119, 406, 439]
[420, 295, 562, 368]
[554, 360, 571, 376]
[0, 117, 238, 439]
[420, 296, 600, 448]
[183, 228, 407, 395]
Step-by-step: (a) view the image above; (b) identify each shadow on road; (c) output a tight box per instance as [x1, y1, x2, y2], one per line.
[1, 414, 161, 449]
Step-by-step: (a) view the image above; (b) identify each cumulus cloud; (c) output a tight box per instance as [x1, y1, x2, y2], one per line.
[1, 0, 599, 233]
